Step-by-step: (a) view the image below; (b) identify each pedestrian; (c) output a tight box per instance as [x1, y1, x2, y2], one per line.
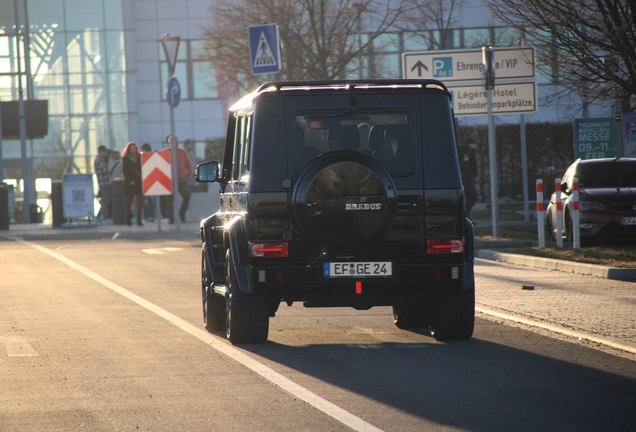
[105, 150, 123, 224]
[108, 150, 123, 181]
[460, 138, 479, 219]
[122, 141, 144, 226]
[94, 145, 111, 222]
[161, 135, 193, 223]
[183, 139, 199, 187]
[140, 143, 156, 222]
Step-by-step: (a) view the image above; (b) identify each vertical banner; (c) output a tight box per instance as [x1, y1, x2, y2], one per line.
[62, 174, 95, 218]
[573, 118, 614, 160]
[622, 112, 636, 158]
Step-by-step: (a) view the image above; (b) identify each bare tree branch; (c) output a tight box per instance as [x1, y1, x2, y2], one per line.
[485, 0, 636, 110]
[200, 0, 408, 99]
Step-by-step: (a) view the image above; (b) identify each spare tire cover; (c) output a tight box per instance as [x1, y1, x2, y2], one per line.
[292, 150, 397, 254]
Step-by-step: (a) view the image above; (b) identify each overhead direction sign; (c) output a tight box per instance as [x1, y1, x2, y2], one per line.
[142, 151, 172, 195]
[448, 81, 537, 116]
[403, 47, 535, 81]
[248, 24, 281, 75]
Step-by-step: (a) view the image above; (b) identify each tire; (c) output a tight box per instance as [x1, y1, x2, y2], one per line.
[565, 213, 573, 243]
[431, 283, 475, 341]
[393, 300, 432, 329]
[225, 250, 269, 344]
[546, 214, 556, 242]
[202, 246, 225, 332]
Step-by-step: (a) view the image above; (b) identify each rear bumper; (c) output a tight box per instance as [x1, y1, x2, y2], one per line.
[250, 261, 469, 307]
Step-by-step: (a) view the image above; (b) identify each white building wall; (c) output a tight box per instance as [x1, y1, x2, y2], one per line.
[125, 0, 225, 150]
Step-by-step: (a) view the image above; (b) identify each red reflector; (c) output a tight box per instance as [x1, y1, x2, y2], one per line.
[355, 281, 362, 294]
[276, 270, 284, 282]
[426, 239, 464, 254]
[250, 242, 289, 258]
[433, 267, 441, 279]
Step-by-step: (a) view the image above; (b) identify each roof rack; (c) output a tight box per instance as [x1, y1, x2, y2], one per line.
[255, 79, 449, 94]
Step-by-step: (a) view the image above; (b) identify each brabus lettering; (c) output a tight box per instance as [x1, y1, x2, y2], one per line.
[345, 203, 382, 211]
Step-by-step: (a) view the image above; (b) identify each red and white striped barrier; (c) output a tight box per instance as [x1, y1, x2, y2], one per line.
[572, 177, 580, 248]
[554, 178, 563, 248]
[536, 179, 545, 248]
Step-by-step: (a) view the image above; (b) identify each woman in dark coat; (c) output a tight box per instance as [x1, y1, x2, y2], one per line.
[122, 141, 144, 226]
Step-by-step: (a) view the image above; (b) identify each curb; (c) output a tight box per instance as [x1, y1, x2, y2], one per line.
[477, 249, 636, 282]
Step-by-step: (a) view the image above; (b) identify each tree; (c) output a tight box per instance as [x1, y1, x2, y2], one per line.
[398, 0, 463, 50]
[200, 0, 407, 97]
[485, 0, 636, 110]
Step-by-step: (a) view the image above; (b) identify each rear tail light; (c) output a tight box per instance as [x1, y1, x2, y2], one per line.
[250, 242, 289, 258]
[426, 239, 464, 254]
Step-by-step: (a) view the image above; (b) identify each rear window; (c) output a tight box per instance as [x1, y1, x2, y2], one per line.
[294, 111, 414, 175]
[578, 162, 636, 188]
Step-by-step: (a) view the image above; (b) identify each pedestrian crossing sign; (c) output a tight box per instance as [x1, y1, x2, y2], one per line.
[248, 24, 281, 75]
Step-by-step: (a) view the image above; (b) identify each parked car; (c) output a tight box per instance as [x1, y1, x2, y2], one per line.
[195, 80, 475, 344]
[546, 158, 636, 244]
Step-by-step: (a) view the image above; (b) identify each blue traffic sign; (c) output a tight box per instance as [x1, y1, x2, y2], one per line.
[248, 24, 280, 75]
[166, 76, 181, 108]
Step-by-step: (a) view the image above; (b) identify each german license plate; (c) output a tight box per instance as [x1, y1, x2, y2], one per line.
[621, 217, 636, 225]
[324, 262, 392, 277]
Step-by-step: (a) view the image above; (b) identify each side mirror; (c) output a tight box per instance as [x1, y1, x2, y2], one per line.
[195, 161, 220, 182]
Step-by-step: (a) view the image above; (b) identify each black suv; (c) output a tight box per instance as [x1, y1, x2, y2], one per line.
[196, 80, 474, 344]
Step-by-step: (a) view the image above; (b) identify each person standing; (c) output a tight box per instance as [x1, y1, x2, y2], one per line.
[122, 141, 144, 226]
[460, 138, 479, 219]
[161, 135, 193, 223]
[94, 145, 111, 222]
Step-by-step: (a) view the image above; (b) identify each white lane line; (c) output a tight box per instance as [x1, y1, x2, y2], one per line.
[16, 238, 383, 432]
[476, 305, 636, 356]
[3, 336, 39, 357]
[142, 247, 184, 255]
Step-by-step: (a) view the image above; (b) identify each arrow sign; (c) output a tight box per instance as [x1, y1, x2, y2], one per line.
[142, 151, 172, 195]
[166, 76, 181, 108]
[410, 60, 429, 77]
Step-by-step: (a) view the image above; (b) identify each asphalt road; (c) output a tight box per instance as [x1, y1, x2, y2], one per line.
[1, 236, 635, 431]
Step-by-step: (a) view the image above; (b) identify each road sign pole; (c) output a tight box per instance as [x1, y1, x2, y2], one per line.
[170, 107, 179, 231]
[520, 114, 529, 222]
[487, 90, 499, 239]
[161, 34, 181, 231]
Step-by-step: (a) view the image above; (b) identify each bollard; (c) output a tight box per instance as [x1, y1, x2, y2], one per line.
[536, 180, 545, 248]
[573, 177, 580, 248]
[51, 180, 64, 227]
[111, 177, 126, 225]
[555, 177, 563, 248]
[0, 183, 10, 230]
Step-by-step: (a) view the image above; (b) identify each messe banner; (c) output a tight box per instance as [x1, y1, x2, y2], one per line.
[573, 118, 614, 160]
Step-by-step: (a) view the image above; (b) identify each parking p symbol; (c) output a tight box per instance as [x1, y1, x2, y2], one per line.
[432, 57, 452, 78]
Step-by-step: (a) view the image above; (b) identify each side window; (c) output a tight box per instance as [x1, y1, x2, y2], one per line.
[239, 114, 252, 179]
[232, 114, 244, 180]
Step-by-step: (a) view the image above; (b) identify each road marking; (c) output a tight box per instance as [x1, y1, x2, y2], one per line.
[476, 305, 636, 356]
[16, 238, 383, 432]
[142, 247, 184, 255]
[3, 336, 39, 357]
